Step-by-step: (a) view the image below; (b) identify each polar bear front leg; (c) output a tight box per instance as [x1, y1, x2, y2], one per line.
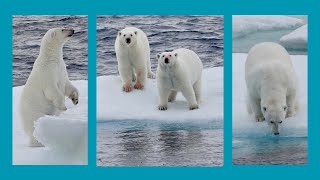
[181, 85, 198, 110]
[158, 87, 171, 111]
[248, 96, 264, 122]
[286, 94, 297, 118]
[65, 81, 79, 105]
[119, 65, 134, 92]
[44, 86, 67, 111]
[134, 68, 147, 90]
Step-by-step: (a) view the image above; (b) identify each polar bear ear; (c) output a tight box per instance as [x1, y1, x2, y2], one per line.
[174, 53, 178, 58]
[50, 31, 56, 38]
[156, 53, 161, 60]
[118, 31, 122, 36]
[134, 31, 138, 35]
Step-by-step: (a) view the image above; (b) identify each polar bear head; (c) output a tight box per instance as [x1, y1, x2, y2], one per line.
[41, 28, 74, 48]
[156, 52, 178, 68]
[118, 29, 138, 47]
[261, 98, 287, 135]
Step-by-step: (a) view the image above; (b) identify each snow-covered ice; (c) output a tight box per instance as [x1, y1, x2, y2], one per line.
[280, 24, 308, 50]
[97, 68, 224, 122]
[232, 53, 307, 138]
[232, 16, 304, 39]
[13, 80, 88, 165]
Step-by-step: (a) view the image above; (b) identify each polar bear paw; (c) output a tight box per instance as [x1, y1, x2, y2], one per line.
[122, 82, 133, 92]
[69, 90, 79, 105]
[255, 114, 265, 122]
[189, 104, 199, 110]
[158, 105, 168, 111]
[134, 82, 144, 90]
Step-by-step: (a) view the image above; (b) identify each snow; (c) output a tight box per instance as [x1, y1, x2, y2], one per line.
[280, 24, 308, 50]
[97, 68, 224, 122]
[232, 16, 304, 39]
[232, 53, 307, 138]
[13, 80, 88, 165]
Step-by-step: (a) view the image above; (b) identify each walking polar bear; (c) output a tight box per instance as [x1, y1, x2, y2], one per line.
[115, 27, 155, 92]
[245, 42, 298, 135]
[20, 28, 79, 147]
[156, 48, 203, 110]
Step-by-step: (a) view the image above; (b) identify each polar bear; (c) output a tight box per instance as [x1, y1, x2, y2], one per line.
[115, 27, 155, 92]
[156, 48, 203, 110]
[245, 42, 298, 135]
[20, 28, 79, 147]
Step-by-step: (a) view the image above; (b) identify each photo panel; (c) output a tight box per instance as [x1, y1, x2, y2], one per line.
[96, 15, 224, 166]
[12, 15, 88, 165]
[232, 15, 308, 165]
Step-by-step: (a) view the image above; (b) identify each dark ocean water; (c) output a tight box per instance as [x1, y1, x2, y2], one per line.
[233, 137, 307, 165]
[13, 16, 88, 87]
[97, 119, 223, 166]
[96, 15, 224, 76]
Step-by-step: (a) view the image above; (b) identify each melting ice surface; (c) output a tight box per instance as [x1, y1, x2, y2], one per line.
[97, 68, 224, 166]
[232, 15, 307, 54]
[232, 54, 307, 165]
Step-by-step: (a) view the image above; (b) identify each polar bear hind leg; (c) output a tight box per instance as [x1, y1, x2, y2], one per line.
[147, 59, 156, 79]
[181, 86, 198, 110]
[168, 90, 177, 102]
[193, 80, 201, 104]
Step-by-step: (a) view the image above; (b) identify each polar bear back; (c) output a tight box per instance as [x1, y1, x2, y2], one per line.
[246, 42, 293, 69]
[245, 42, 297, 98]
[174, 48, 203, 84]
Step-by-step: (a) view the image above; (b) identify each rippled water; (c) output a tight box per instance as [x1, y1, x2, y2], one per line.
[233, 137, 307, 165]
[96, 15, 224, 76]
[13, 16, 88, 87]
[97, 120, 223, 166]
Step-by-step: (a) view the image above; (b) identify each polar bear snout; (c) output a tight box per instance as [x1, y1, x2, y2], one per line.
[126, 38, 131, 44]
[62, 29, 74, 37]
[164, 58, 169, 64]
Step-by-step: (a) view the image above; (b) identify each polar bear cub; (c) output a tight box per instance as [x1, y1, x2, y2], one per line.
[115, 27, 155, 92]
[20, 28, 79, 147]
[245, 42, 298, 135]
[156, 48, 203, 110]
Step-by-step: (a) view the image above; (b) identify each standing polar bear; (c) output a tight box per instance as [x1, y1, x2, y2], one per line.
[245, 42, 298, 135]
[115, 27, 155, 92]
[156, 48, 203, 110]
[20, 28, 79, 147]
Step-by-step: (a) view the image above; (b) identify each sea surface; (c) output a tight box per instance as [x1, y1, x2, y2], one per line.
[13, 16, 88, 87]
[97, 119, 223, 166]
[96, 16, 224, 166]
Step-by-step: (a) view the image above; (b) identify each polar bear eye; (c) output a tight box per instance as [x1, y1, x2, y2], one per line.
[279, 121, 283, 124]
[270, 121, 274, 124]
[61, 29, 64, 32]
[130, 34, 133, 37]
[124, 34, 126, 37]
[284, 106, 287, 111]
[263, 107, 267, 111]
[162, 55, 165, 58]
[169, 54, 172, 57]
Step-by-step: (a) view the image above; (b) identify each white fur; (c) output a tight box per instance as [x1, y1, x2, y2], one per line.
[245, 42, 298, 135]
[156, 48, 203, 110]
[115, 27, 155, 92]
[20, 28, 79, 147]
